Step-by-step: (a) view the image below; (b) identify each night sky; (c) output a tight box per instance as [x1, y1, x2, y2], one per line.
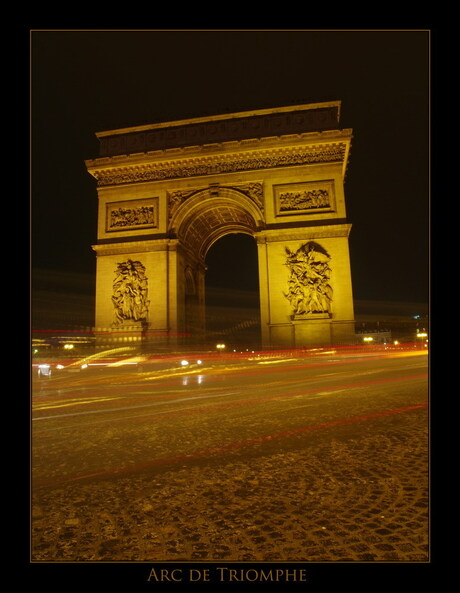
[31, 29, 430, 325]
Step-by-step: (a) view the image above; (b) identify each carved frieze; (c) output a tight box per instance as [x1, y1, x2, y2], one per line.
[106, 198, 158, 232]
[274, 180, 335, 216]
[91, 144, 348, 187]
[112, 259, 150, 326]
[284, 242, 333, 317]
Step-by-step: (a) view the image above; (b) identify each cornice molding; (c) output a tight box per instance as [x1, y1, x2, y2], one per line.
[254, 223, 352, 243]
[87, 138, 351, 187]
[92, 238, 178, 256]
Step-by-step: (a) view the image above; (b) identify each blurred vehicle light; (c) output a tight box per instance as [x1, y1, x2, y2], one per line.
[37, 364, 52, 378]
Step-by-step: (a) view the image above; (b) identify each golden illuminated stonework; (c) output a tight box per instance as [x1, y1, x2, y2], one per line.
[285, 242, 333, 317]
[111, 259, 150, 326]
[86, 102, 355, 347]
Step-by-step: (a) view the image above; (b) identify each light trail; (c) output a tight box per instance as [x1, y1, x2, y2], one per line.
[33, 353, 427, 412]
[32, 372, 427, 427]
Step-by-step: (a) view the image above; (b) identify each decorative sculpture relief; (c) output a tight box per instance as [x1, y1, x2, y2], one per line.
[238, 182, 264, 210]
[92, 144, 347, 186]
[110, 206, 155, 228]
[279, 188, 330, 211]
[112, 259, 150, 325]
[284, 242, 333, 316]
[106, 199, 158, 232]
[167, 189, 198, 220]
[274, 181, 334, 216]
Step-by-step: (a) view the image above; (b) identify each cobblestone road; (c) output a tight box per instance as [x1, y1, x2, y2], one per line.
[32, 394, 428, 563]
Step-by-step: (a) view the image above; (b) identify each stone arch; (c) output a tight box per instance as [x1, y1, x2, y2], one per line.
[88, 103, 355, 348]
[169, 187, 264, 261]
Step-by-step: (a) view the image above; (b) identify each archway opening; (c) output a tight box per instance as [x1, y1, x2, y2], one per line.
[205, 233, 261, 350]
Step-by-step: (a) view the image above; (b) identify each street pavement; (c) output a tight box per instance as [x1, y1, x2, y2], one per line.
[31, 348, 429, 563]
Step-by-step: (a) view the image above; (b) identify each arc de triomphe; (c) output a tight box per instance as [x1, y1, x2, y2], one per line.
[85, 102, 355, 348]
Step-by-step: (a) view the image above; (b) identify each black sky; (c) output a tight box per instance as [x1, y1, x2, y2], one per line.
[31, 29, 430, 310]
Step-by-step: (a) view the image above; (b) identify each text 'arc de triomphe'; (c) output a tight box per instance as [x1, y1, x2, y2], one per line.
[85, 102, 355, 348]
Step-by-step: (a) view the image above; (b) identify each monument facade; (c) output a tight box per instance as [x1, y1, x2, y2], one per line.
[85, 102, 355, 347]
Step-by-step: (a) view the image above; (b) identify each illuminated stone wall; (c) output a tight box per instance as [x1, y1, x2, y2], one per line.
[93, 240, 172, 334]
[86, 102, 355, 347]
[256, 227, 354, 347]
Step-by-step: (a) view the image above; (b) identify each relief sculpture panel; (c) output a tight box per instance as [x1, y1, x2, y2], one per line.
[284, 242, 333, 317]
[112, 259, 150, 325]
[275, 181, 335, 216]
[106, 198, 158, 232]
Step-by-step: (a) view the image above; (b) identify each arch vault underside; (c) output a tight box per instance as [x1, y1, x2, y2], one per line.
[87, 102, 356, 347]
[171, 187, 263, 262]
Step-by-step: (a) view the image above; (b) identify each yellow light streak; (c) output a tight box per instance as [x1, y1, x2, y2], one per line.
[33, 396, 123, 411]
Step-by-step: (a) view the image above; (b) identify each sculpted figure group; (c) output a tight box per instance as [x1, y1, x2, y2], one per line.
[112, 259, 150, 325]
[279, 188, 330, 211]
[109, 205, 155, 229]
[285, 242, 333, 316]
